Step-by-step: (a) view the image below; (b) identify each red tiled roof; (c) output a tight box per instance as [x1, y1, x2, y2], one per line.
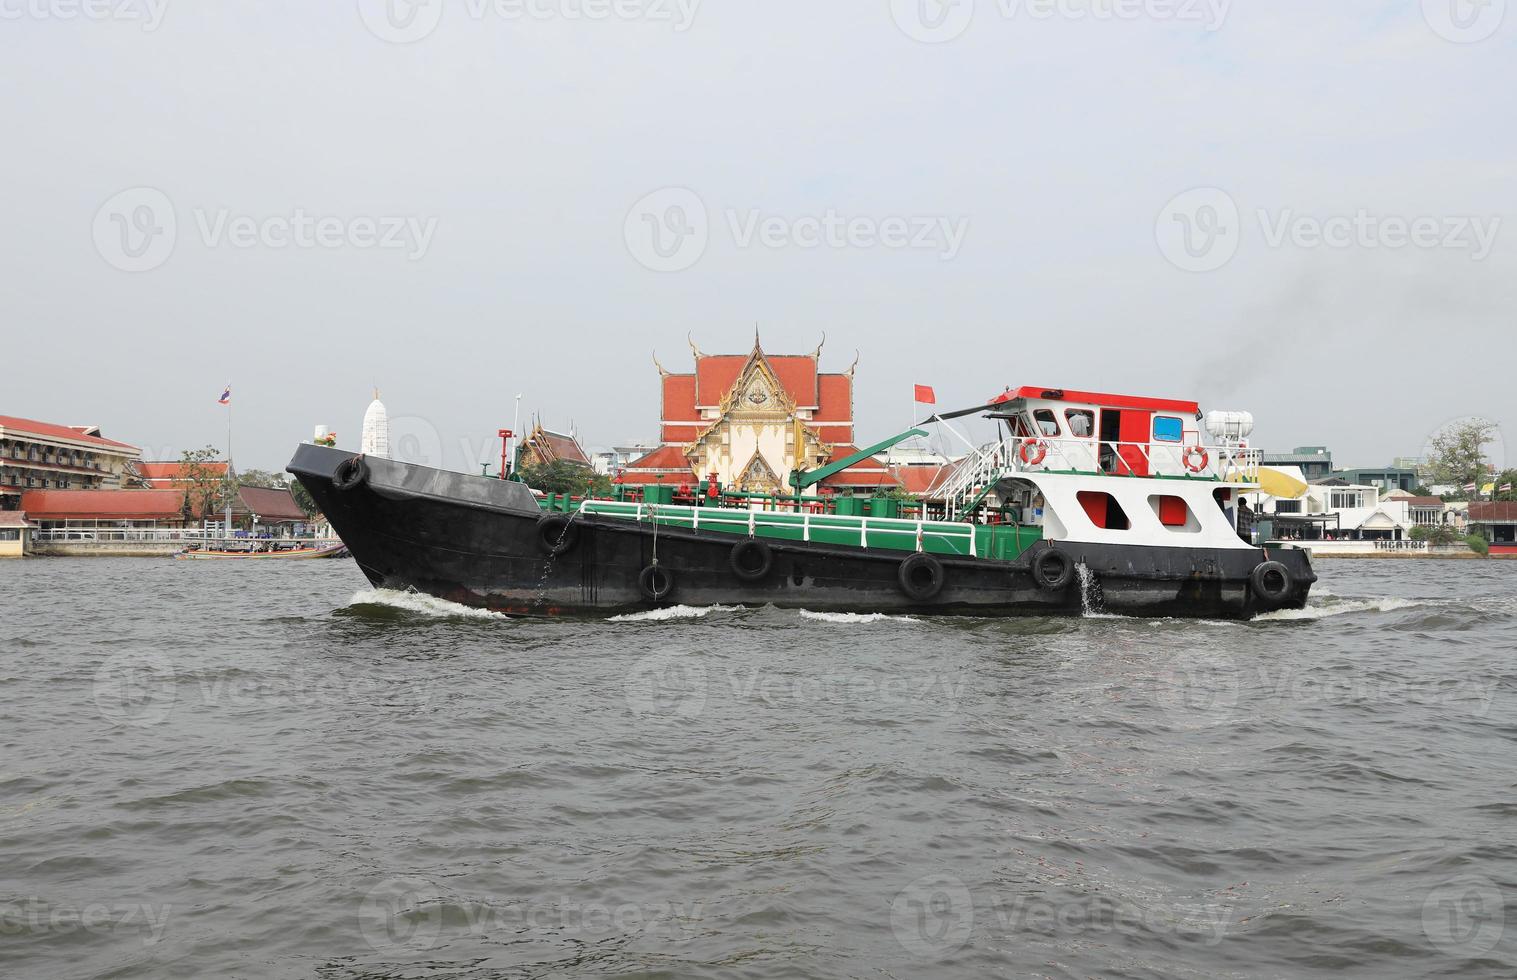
[237, 486, 308, 523]
[522, 428, 591, 467]
[1403, 496, 1444, 507]
[891, 465, 948, 495]
[695, 356, 748, 406]
[814, 374, 852, 421]
[0, 415, 139, 452]
[0, 511, 35, 528]
[768, 356, 819, 407]
[619, 445, 695, 483]
[1468, 502, 1517, 522]
[661, 375, 700, 422]
[20, 489, 185, 521]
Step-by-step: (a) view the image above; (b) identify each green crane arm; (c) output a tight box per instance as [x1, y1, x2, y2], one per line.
[789, 429, 929, 490]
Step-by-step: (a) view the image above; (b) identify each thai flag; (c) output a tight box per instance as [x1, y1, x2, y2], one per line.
[1502, 483, 1513, 493]
[1464, 482, 1477, 492]
[218, 385, 231, 405]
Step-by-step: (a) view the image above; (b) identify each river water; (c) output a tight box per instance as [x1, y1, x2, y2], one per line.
[2, 557, 1514, 979]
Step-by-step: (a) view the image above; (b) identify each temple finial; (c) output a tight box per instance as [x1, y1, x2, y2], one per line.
[653, 351, 669, 377]
[811, 332, 826, 359]
[687, 333, 702, 359]
[847, 350, 860, 377]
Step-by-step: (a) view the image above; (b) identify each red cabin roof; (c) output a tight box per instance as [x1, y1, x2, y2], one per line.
[988, 386, 1199, 415]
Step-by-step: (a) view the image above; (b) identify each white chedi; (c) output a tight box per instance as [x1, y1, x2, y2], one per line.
[361, 390, 390, 458]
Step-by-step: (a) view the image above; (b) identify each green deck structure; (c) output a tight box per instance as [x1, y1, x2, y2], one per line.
[578, 501, 1042, 561]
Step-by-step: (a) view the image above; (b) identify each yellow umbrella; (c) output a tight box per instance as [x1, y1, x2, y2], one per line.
[1256, 465, 1309, 499]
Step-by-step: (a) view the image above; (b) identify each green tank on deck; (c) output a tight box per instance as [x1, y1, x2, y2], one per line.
[834, 496, 866, 516]
[870, 496, 901, 519]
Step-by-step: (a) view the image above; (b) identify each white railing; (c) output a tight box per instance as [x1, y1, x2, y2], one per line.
[932, 436, 1262, 520]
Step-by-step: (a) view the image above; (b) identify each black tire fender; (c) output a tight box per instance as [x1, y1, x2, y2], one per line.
[1250, 559, 1292, 606]
[638, 564, 675, 602]
[1032, 547, 1075, 591]
[730, 539, 773, 582]
[536, 514, 579, 556]
[898, 552, 945, 601]
[332, 455, 369, 492]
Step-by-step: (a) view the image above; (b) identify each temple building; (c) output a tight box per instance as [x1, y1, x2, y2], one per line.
[617, 334, 893, 493]
[361, 390, 390, 458]
[517, 420, 592, 471]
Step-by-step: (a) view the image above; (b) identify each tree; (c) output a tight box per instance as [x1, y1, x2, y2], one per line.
[237, 469, 285, 488]
[179, 445, 233, 522]
[518, 460, 612, 498]
[288, 479, 319, 517]
[1494, 469, 1517, 502]
[1427, 418, 1497, 497]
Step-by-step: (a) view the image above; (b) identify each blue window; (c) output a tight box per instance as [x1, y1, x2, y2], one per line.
[1153, 416, 1184, 443]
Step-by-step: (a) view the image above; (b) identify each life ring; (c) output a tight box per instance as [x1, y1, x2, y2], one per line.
[332, 455, 368, 491]
[897, 553, 945, 601]
[536, 514, 579, 556]
[729, 539, 773, 581]
[638, 564, 675, 602]
[1183, 446, 1210, 473]
[1249, 560, 1292, 607]
[1031, 547, 1075, 591]
[1018, 440, 1049, 466]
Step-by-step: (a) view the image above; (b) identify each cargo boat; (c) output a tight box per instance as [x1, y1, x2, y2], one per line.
[287, 386, 1315, 619]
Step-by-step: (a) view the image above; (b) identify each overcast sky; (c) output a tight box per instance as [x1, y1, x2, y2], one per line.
[2, 1, 1513, 474]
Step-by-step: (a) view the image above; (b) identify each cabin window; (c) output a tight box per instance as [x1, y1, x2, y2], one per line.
[1065, 409, 1094, 438]
[1149, 494, 1197, 531]
[1077, 490, 1130, 530]
[1152, 416, 1184, 443]
[1275, 500, 1302, 514]
[1033, 409, 1060, 436]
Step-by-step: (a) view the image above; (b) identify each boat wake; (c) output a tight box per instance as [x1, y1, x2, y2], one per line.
[798, 610, 922, 625]
[609, 604, 746, 623]
[342, 589, 507, 620]
[1253, 594, 1427, 622]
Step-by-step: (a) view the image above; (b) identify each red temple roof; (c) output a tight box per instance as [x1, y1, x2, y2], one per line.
[237, 486, 308, 523]
[21, 489, 186, 521]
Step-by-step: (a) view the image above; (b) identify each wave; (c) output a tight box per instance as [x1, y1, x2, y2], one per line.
[1254, 594, 1426, 622]
[609, 604, 745, 622]
[797, 610, 922, 625]
[344, 589, 507, 620]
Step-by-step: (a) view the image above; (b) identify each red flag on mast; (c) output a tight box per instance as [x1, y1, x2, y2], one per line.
[914, 384, 936, 404]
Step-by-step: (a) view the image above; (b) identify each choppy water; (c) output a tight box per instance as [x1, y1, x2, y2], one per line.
[3, 557, 1515, 979]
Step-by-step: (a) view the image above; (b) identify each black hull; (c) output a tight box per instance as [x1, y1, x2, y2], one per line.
[289, 446, 1314, 620]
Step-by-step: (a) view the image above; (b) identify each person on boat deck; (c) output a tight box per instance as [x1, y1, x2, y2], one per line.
[1068, 411, 1092, 437]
